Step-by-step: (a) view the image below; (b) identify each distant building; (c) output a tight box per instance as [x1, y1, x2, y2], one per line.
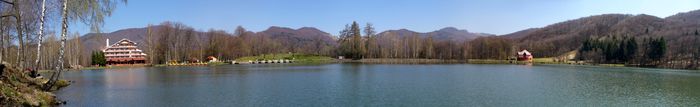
[338, 56, 344, 60]
[207, 56, 218, 62]
[103, 39, 147, 65]
[517, 49, 533, 61]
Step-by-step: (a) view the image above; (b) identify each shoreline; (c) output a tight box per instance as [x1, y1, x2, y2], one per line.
[348, 59, 699, 71]
[59, 58, 697, 71]
[1, 64, 70, 106]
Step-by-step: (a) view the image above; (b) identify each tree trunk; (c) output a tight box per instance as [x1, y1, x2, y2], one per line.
[13, 1, 24, 68]
[146, 25, 153, 64]
[0, 24, 4, 63]
[35, 0, 47, 70]
[57, 0, 68, 78]
[46, 0, 68, 90]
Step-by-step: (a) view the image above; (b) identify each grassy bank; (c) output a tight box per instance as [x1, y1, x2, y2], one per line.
[467, 58, 583, 64]
[1, 64, 70, 106]
[341, 58, 554, 64]
[348, 59, 465, 64]
[235, 53, 336, 63]
[466, 59, 520, 64]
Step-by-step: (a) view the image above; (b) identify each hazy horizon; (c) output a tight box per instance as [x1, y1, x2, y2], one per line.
[69, 0, 700, 35]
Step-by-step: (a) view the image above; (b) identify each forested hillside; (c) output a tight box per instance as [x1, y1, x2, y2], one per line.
[58, 9, 700, 69]
[505, 9, 700, 68]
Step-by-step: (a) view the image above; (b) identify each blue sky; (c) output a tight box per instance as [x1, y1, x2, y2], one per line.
[71, 0, 700, 35]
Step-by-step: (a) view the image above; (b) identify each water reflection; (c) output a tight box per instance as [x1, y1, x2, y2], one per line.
[56, 64, 700, 106]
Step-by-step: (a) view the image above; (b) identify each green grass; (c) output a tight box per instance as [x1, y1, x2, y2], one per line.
[466, 59, 516, 64]
[466, 58, 563, 64]
[0, 65, 64, 106]
[598, 64, 625, 67]
[533, 58, 554, 63]
[235, 53, 335, 63]
[207, 62, 227, 66]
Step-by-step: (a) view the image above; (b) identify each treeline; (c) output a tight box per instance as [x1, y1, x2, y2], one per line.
[466, 37, 514, 60]
[578, 36, 667, 66]
[143, 22, 337, 64]
[142, 21, 518, 64]
[1, 0, 125, 89]
[0, 31, 85, 70]
[666, 35, 700, 69]
[142, 18, 699, 69]
[1, 0, 123, 71]
[337, 21, 515, 60]
[145, 22, 240, 64]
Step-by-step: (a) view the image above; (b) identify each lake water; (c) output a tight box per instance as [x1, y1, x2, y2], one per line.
[56, 63, 700, 106]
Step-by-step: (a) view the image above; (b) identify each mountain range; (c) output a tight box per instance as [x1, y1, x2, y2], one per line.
[377, 27, 494, 42]
[79, 25, 492, 52]
[80, 9, 700, 58]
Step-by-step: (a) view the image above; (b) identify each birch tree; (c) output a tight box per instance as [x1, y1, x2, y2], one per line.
[0, 0, 26, 68]
[34, 0, 47, 71]
[45, 0, 127, 90]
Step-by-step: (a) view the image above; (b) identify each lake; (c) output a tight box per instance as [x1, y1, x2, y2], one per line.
[56, 63, 700, 106]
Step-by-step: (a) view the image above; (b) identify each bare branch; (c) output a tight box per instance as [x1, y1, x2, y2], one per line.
[0, 14, 16, 19]
[0, 0, 13, 5]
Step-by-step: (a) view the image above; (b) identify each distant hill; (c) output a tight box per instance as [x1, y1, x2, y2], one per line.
[377, 27, 494, 42]
[80, 26, 159, 52]
[259, 26, 338, 47]
[502, 28, 539, 39]
[666, 10, 700, 23]
[79, 9, 700, 59]
[78, 25, 339, 54]
[503, 9, 700, 57]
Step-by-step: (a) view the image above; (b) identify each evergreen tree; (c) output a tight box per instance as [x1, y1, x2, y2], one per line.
[581, 39, 592, 51]
[91, 51, 107, 66]
[91, 52, 97, 65]
[623, 38, 637, 62]
[645, 28, 650, 34]
[350, 21, 364, 59]
[641, 37, 666, 65]
[336, 21, 365, 59]
[578, 39, 592, 60]
[579, 36, 640, 63]
[651, 37, 666, 61]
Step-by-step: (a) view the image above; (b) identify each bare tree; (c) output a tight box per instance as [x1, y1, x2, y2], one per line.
[45, 0, 69, 90]
[34, 0, 47, 71]
[45, 0, 127, 90]
[1, 0, 27, 68]
[364, 23, 378, 58]
[145, 24, 154, 64]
